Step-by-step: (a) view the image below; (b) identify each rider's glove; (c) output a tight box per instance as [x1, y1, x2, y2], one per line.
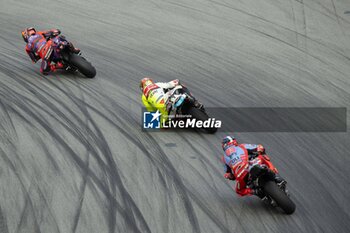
[51, 29, 61, 36]
[171, 79, 179, 86]
[257, 144, 265, 154]
[45, 29, 60, 40]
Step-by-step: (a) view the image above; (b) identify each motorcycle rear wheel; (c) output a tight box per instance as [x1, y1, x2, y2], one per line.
[187, 107, 217, 134]
[69, 54, 96, 78]
[263, 181, 296, 214]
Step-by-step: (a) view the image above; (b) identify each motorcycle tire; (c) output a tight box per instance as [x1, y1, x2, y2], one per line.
[69, 54, 96, 78]
[263, 181, 296, 214]
[187, 107, 217, 134]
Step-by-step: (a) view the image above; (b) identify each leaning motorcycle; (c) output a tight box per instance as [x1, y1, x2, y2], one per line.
[49, 36, 96, 78]
[248, 153, 296, 214]
[165, 85, 217, 134]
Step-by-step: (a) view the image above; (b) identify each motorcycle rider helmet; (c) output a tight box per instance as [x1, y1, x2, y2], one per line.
[22, 27, 36, 43]
[140, 77, 154, 91]
[222, 136, 237, 150]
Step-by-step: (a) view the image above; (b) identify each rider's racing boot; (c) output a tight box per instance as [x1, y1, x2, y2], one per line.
[275, 174, 287, 191]
[275, 174, 286, 184]
[69, 43, 80, 54]
[73, 47, 81, 54]
[50, 62, 65, 72]
[194, 99, 204, 110]
[253, 189, 266, 199]
[224, 172, 235, 180]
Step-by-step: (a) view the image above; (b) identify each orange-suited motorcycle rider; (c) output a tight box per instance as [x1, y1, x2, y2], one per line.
[21, 27, 80, 75]
[221, 136, 285, 197]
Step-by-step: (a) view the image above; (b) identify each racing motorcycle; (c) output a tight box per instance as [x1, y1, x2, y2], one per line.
[49, 35, 96, 78]
[248, 152, 296, 214]
[165, 84, 218, 134]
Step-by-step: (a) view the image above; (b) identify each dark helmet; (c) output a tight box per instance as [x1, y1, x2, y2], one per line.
[21, 27, 36, 43]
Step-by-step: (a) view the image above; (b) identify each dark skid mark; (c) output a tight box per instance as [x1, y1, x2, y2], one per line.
[165, 143, 177, 147]
[0, 205, 9, 233]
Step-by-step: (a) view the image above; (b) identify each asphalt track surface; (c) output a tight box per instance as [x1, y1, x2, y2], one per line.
[1, 0, 350, 233]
